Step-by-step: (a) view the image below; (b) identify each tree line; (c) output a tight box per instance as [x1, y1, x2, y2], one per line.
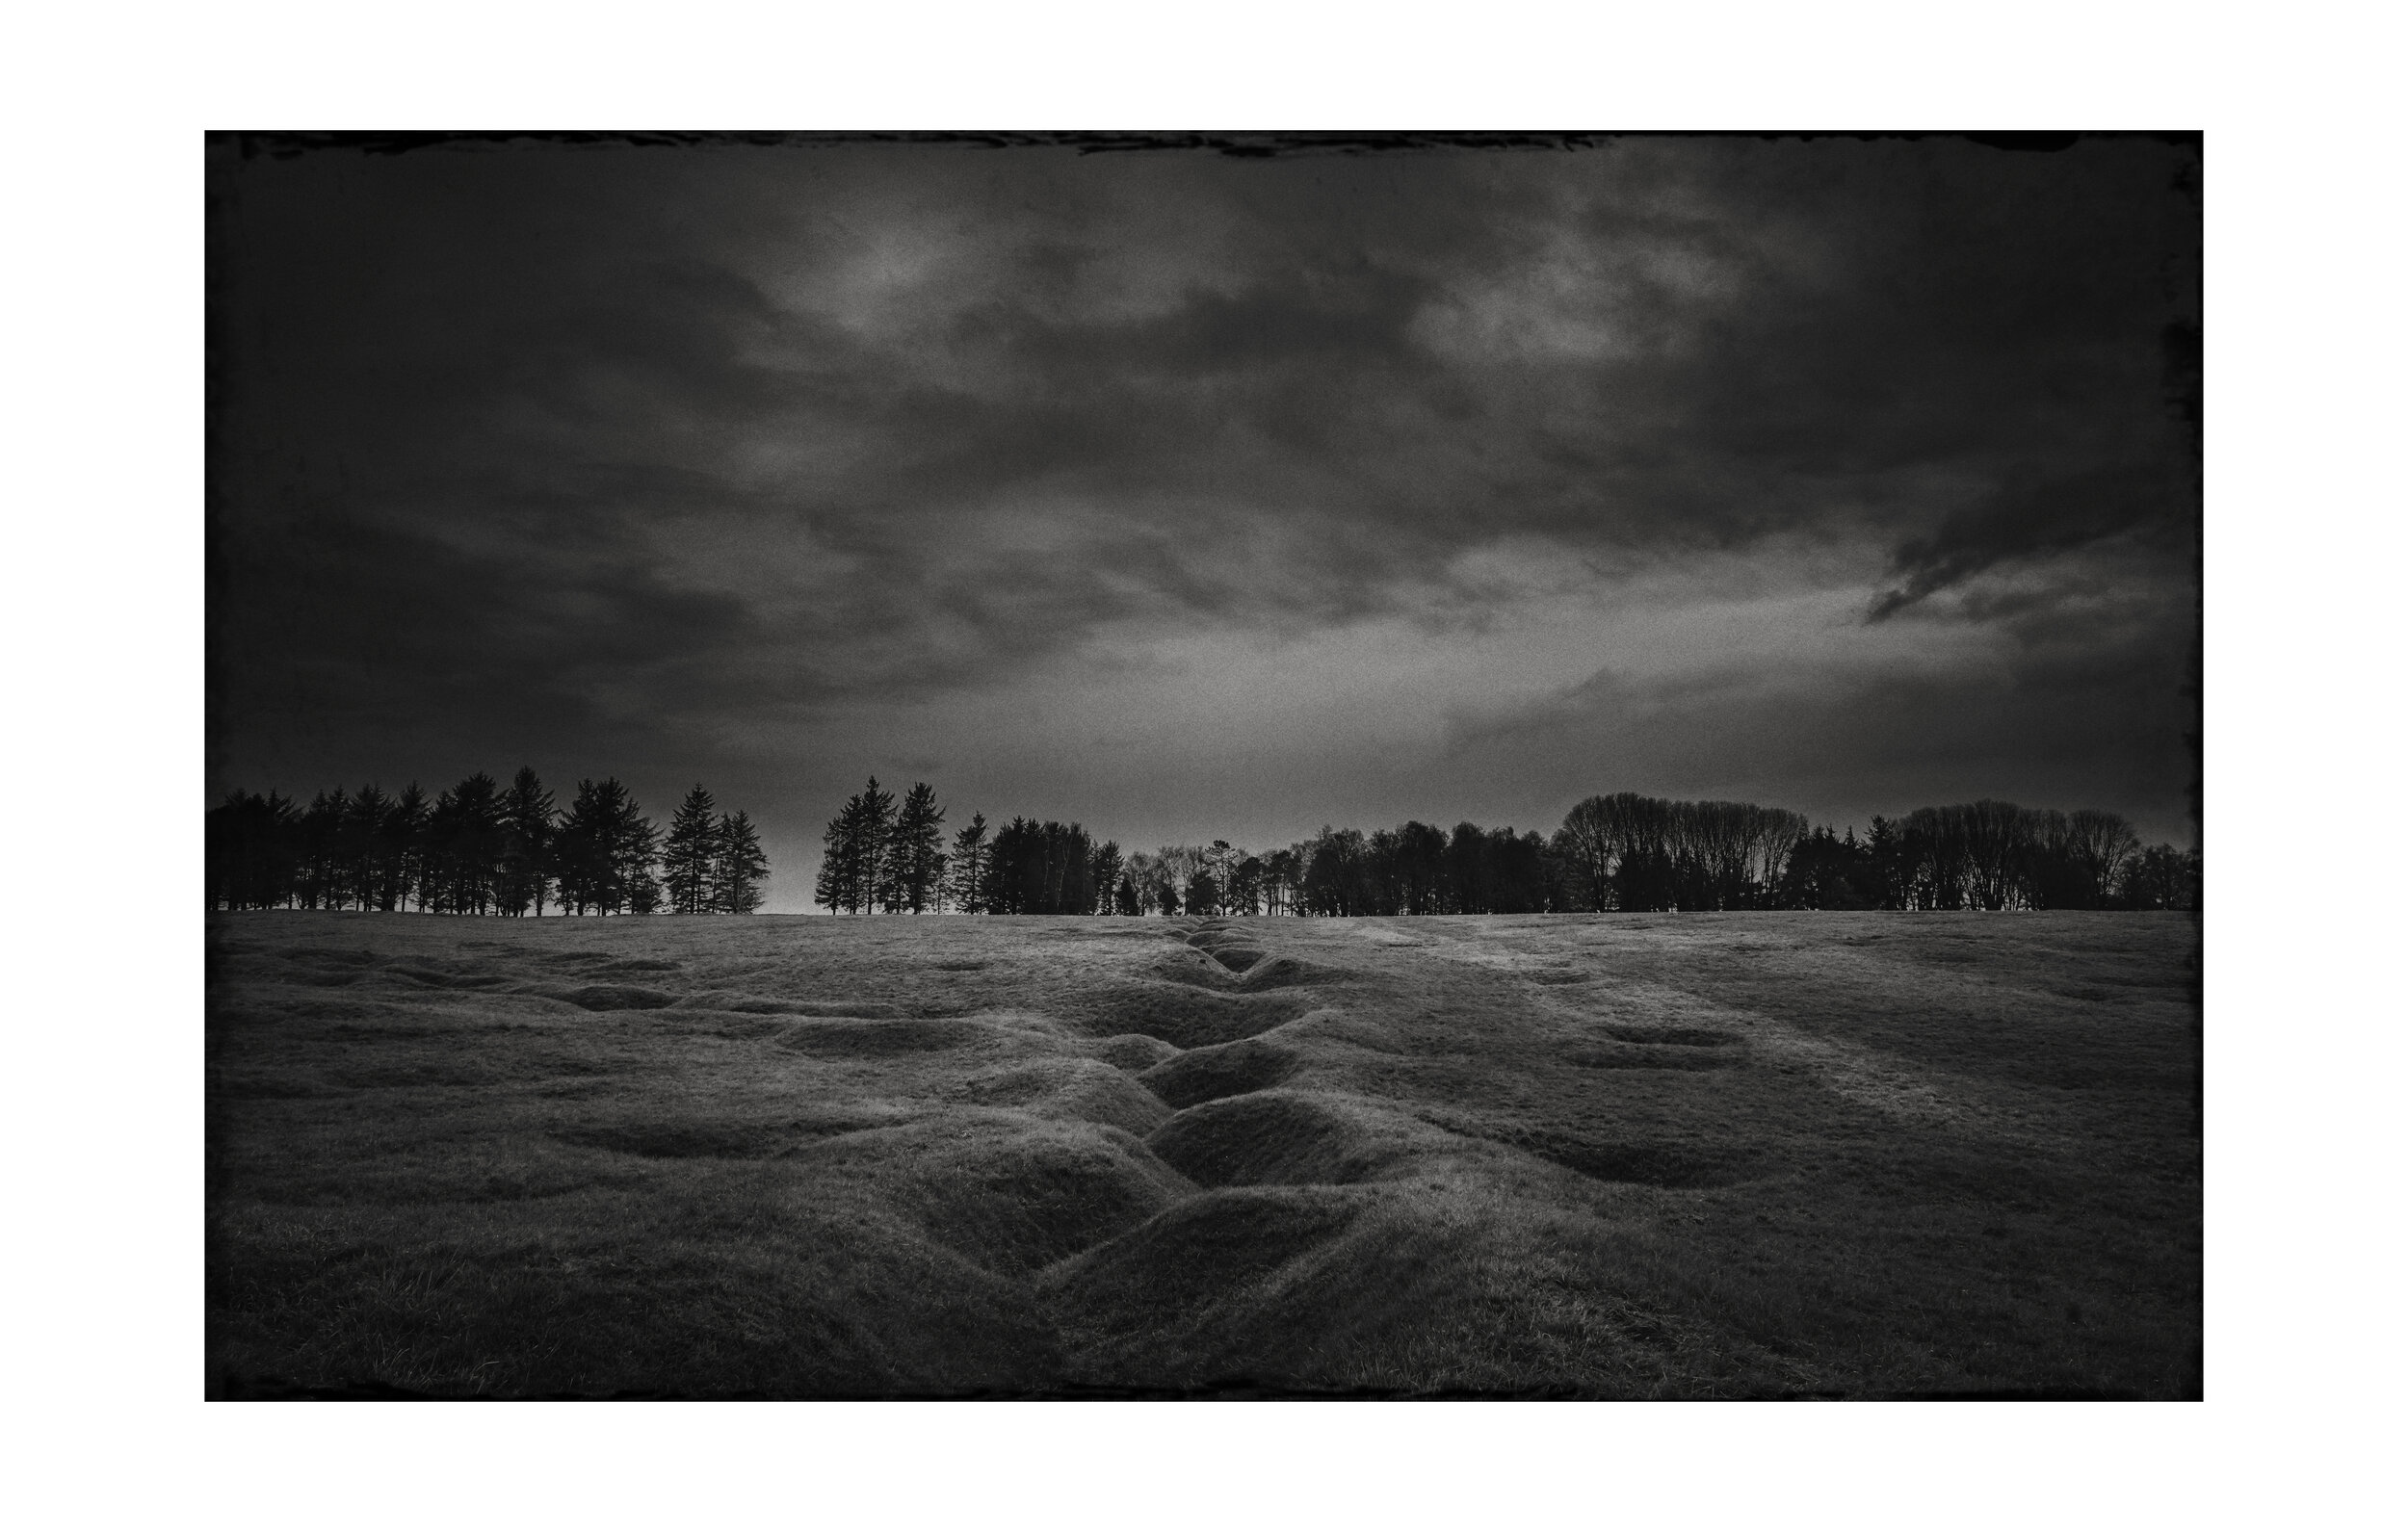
[207, 770, 769, 915]
[813, 777, 2201, 916]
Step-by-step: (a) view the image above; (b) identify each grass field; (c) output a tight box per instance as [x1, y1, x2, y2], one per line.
[206, 909, 2201, 1398]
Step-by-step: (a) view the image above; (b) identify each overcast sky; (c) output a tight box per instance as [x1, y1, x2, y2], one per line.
[209, 134, 2199, 911]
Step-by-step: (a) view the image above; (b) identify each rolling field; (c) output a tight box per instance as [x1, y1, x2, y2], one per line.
[206, 910, 2201, 1398]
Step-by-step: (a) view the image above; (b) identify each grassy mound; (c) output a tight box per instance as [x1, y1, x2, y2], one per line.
[1063, 981, 1315, 1049]
[1138, 1036, 1302, 1108]
[1148, 948, 1336, 994]
[953, 1057, 1171, 1136]
[1143, 1090, 1444, 1187]
[1084, 1032, 1182, 1072]
[1040, 1185, 1370, 1367]
[771, 1017, 1002, 1057]
[796, 1117, 1192, 1275]
[1501, 1130, 1757, 1187]
[1045, 1184, 1755, 1394]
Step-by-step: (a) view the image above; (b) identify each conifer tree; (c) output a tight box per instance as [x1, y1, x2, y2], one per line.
[338, 786, 387, 910]
[554, 777, 653, 914]
[607, 781, 660, 915]
[500, 766, 556, 916]
[815, 790, 874, 913]
[945, 813, 990, 914]
[886, 782, 947, 912]
[712, 811, 770, 914]
[816, 778, 898, 914]
[857, 777, 898, 911]
[424, 772, 506, 914]
[663, 784, 720, 915]
[298, 788, 348, 908]
[207, 789, 299, 909]
[1090, 841, 1124, 917]
[555, 780, 606, 914]
[390, 782, 432, 912]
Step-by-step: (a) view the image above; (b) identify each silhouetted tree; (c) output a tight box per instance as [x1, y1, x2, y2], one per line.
[327, 785, 384, 908]
[1185, 869, 1219, 918]
[1865, 816, 1904, 909]
[292, 788, 346, 909]
[616, 788, 663, 915]
[1203, 841, 1241, 903]
[856, 778, 898, 910]
[1772, 825, 1879, 909]
[1090, 841, 1125, 917]
[208, 766, 2192, 924]
[2120, 843, 2201, 910]
[1263, 848, 1301, 915]
[945, 813, 990, 913]
[1122, 851, 1165, 914]
[712, 810, 770, 914]
[358, 785, 414, 911]
[2048, 809, 2140, 909]
[987, 818, 1095, 914]
[663, 784, 720, 915]
[815, 787, 877, 914]
[555, 777, 654, 915]
[815, 778, 899, 914]
[422, 773, 507, 914]
[208, 789, 299, 909]
[1302, 826, 1369, 915]
[1155, 846, 1206, 909]
[498, 767, 555, 916]
[1227, 855, 1265, 916]
[886, 782, 947, 912]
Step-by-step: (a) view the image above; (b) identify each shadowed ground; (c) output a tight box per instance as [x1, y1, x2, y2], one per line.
[206, 910, 2200, 1398]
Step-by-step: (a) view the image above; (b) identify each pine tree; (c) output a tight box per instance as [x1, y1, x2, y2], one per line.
[857, 777, 898, 911]
[337, 785, 387, 910]
[555, 780, 607, 914]
[815, 791, 873, 914]
[390, 782, 432, 912]
[887, 782, 947, 912]
[500, 766, 556, 916]
[1090, 841, 1124, 917]
[555, 777, 652, 914]
[945, 813, 990, 913]
[607, 781, 660, 915]
[297, 788, 347, 908]
[426, 772, 506, 914]
[207, 789, 299, 909]
[712, 811, 770, 914]
[663, 784, 720, 915]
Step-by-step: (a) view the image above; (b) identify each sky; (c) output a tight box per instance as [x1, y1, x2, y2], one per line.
[208, 133, 2200, 912]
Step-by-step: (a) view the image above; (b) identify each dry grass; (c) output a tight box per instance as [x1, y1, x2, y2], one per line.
[207, 909, 2200, 1398]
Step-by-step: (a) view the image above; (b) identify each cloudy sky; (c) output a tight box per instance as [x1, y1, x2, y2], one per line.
[209, 134, 2199, 911]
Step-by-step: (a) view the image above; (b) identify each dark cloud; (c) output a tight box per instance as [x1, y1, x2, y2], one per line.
[209, 135, 2200, 901]
[1869, 463, 2188, 618]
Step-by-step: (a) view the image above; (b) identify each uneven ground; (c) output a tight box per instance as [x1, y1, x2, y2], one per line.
[206, 910, 2201, 1398]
